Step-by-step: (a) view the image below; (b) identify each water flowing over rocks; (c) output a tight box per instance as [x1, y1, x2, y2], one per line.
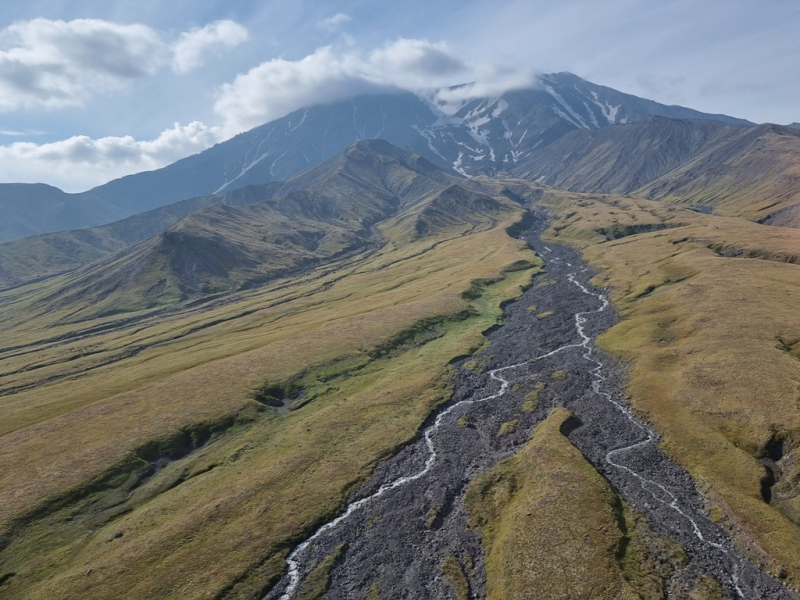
[264, 213, 796, 600]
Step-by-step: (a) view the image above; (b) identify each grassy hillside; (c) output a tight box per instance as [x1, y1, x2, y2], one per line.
[540, 189, 800, 589]
[0, 182, 286, 290]
[0, 141, 520, 321]
[0, 190, 539, 599]
[466, 407, 702, 600]
[0, 139, 454, 292]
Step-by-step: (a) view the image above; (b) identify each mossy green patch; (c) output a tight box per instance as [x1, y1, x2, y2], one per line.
[689, 575, 725, 600]
[497, 420, 518, 437]
[441, 555, 470, 600]
[463, 354, 493, 374]
[297, 544, 345, 600]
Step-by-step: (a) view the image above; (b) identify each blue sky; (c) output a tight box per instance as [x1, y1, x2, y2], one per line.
[1, 0, 798, 191]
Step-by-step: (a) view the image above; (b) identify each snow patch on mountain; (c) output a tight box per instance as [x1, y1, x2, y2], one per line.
[544, 85, 590, 129]
[452, 151, 469, 177]
[589, 91, 621, 124]
[492, 98, 509, 118]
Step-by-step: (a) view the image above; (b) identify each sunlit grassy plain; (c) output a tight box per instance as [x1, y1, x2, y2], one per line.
[0, 203, 540, 599]
[539, 189, 800, 589]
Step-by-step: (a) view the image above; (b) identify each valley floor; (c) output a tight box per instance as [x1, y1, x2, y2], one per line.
[264, 215, 795, 600]
[3, 186, 800, 599]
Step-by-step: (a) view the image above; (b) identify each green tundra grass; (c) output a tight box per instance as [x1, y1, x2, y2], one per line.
[0, 208, 540, 599]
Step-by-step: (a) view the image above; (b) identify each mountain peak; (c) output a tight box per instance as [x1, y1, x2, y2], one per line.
[0, 76, 753, 242]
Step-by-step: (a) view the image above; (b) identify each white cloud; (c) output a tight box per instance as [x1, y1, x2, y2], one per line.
[0, 36, 535, 191]
[214, 38, 534, 133]
[0, 18, 248, 111]
[172, 20, 249, 73]
[0, 18, 168, 110]
[368, 39, 466, 88]
[430, 63, 540, 112]
[318, 13, 352, 32]
[0, 121, 225, 192]
[213, 46, 383, 134]
[0, 129, 40, 136]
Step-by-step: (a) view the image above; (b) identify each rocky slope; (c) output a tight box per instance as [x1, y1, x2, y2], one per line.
[512, 116, 747, 192]
[638, 123, 800, 224]
[513, 118, 800, 227]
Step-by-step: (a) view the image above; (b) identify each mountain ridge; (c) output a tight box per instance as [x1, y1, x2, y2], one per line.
[511, 116, 800, 226]
[9, 140, 533, 321]
[512, 115, 748, 193]
[0, 72, 752, 242]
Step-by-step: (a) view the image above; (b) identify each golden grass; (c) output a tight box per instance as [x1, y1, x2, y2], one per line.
[496, 419, 519, 437]
[363, 583, 381, 600]
[0, 210, 541, 598]
[541, 188, 800, 588]
[525, 382, 545, 400]
[467, 407, 650, 599]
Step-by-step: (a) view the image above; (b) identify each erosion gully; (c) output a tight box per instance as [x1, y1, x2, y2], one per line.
[264, 213, 796, 600]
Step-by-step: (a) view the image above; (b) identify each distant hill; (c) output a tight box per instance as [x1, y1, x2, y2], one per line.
[0, 72, 751, 242]
[512, 117, 800, 227]
[637, 123, 800, 225]
[512, 116, 747, 193]
[0, 183, 128, 242]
